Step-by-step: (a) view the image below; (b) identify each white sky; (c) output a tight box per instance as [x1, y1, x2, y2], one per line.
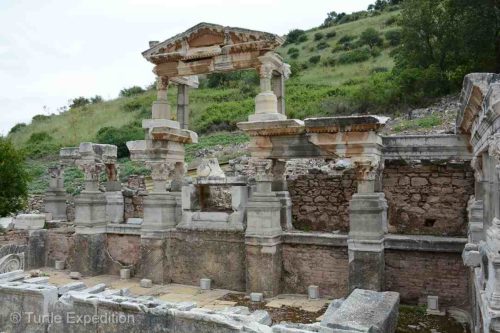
[0, 0, 373, 135]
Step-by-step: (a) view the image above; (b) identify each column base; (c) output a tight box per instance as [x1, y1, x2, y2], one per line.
[72, 233, 108, 276]
[348, 239, 384, 292]
[105, 191, 124, 224]
[44, 189, 67, 220]
[142, 192, 177, 236]
[74, 191, 107, 233]
[245, 236, 282, 297]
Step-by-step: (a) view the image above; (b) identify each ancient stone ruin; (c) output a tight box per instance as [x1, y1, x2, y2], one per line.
[0, 23, 498, 333]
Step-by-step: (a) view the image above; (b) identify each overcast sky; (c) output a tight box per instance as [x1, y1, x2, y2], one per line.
[0, 0, 373, 135]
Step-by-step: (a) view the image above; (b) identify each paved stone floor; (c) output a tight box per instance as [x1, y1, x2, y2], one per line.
[39, 267, 329, 313]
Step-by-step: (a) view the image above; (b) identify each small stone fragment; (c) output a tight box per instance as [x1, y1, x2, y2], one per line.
[200, 278, 211, 290]
[308, 285, 320, 299]
[250, 292, 264, 302]
[55, 260, 65, 270]
[69, 271, 82, 280]
[140, 279, 153, 288]
[120, 268, 131, 279]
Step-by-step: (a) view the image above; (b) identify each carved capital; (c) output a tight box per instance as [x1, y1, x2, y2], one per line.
[282, 63, 291, 80]
[354, 161, 377, 181]
[471, 155, 484, 180]
[258, 63, 274, 80]
[156, 76, 169, 90]
[146, 161, 173, 182]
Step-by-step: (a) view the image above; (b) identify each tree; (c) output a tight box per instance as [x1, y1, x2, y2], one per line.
[359, 28, 383, 49]
[0, 138, 29, 216]
[90, 95, 103, 104]
[119, 86, 145, 97]
[69, 97, 90, 108]
[397, 0, 498, 85]
[285, 29, 306, 44]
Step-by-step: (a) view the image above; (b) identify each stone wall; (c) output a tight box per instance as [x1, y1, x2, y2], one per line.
[287, 170, 356, 233]
[167, 230, 246, 291]
[384, 249, 469, 307]
[382, 161, 474, 236]
[282, 243, 349, 298]
[106, 234, 141, 275]
[45, 229, 74, 268]
[123, 175, 146, 219]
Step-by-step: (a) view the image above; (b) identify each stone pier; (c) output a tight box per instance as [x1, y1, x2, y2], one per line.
[43, 165, 67, 220]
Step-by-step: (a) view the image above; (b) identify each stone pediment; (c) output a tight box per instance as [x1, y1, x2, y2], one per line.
[143, 23, 284, 65]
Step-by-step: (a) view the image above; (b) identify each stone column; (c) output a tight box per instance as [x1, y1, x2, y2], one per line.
[249, 55, 286, 122]
[271, 73, 285, 116]
[152, 76, 170, 119]
[245, 160, 283, 296]
[43, 165, 67, 220]
[348, 161, 387, 292]
[271, 159, 293, 231]
[177, 84, 189, 129]
[104, 163, 124, 224]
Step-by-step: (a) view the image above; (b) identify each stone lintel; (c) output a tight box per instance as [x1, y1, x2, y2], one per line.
[384, 234, 467, 253]
[237, 119, 304, 136]
[244, 235, 282, 247]
[150, 126, 198, 144]
[304, 115, 389, 133]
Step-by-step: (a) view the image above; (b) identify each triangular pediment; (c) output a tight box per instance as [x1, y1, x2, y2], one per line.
[143, 23, 283, 65]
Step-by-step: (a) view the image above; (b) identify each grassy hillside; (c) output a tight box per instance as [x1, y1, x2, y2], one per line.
[8, 10, 401, 154]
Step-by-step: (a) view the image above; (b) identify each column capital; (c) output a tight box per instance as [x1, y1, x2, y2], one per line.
[76, 160, 104, 192]
[156, 76, 169, 90]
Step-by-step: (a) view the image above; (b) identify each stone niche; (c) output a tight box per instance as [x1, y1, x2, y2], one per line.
[382, 160, 474, 236]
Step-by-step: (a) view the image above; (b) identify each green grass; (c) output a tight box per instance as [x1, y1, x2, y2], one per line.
[185, 132, 249, 163]
[393, 115, 442, 132]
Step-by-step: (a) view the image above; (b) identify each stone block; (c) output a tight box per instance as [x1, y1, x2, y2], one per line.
[105, 191, 124, 223]
[308, 285, 319, 300]
[82, 283, 106, 294]
[58, 281, 86, 294]
[14, 214, 45, 230]
[120, 268, 131, 279]
[55, 260, 65, 270]
[250, 292, 264, 302]
[23, 277, 49, 284]
[69, 271, 82, 280]
[200, 278, 211, 290]
[320, 289, 400, 333]
[426, 295, 445, 316]
[0, 270, 25, 283]
[0, 217, 13, 230]
[140, 279, 153, 288]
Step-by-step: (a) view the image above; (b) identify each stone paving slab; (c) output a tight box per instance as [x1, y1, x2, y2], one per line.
[265, 294, 329, 312]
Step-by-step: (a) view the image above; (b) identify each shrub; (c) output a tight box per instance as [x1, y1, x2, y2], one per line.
[95, 123, 144, 158]
[337, 48, 371, 64]
[385, 29, 402, 46]
[371, 67, 389, 73]
[119, 86, 145, 97]
[314, 32, 324, 41]
[287, 47, 300, 55]
[32, 114, 51, 122]
[8, 123, 26, 134]
[317, 42, 330, 50]
[359, 28, 383, 49]
[326, 31, 337, 39]
[338, 35, 355, 44]
[290, 52, 299, 59]
[194, 99, 254, 133]
[90, 95, 103, 103]
[385, 16, 398, 26]
[309, 55, 321, 64]
[0, 138, 29, 216]
[323, 57, 336, 67]
[69, 97, 90, 108]
[371, 46, 382, 57]
[27, 132, 53, 144]
[297, 34, 308, 43]
[285, 29, 306, 44]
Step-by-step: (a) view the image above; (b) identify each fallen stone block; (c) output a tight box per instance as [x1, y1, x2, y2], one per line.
[13, 214, 45, 230]
[54, 260, 65, 270]
[0, 270, 26, 283]
[272, 323, 321, 332]
[0, 217, 13, 230]
[120, 268, 131, 279]
[81, 283, 106, 294]
[23, 276, 49, 284]
[69, 271, 82, 280]
[58, 281, 86, 295]
[320, 299, 344, 327]
[251, 310, 272, 325]
[308, 285, 319, 300]
[320, 289, 399, 333]
[140, 278, 153, 288]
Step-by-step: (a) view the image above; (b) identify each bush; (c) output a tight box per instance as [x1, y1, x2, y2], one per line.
[385, 29, 402, 46]
[309, 55, 321, 64]
[371, 46, 382, 57]
[297, 34, 308, 43]
[285, 29, 306, 44]
[119, 86, 145, 97]
[0, 138, 29, 216]
[323, 57, 336, 67]
[359, 28, 383, 49]
[69, 97, 90, 108]
[32, 114, 51, 122]
[385, 16, 398, 26]
[90, 95, 103, 103]
[27, 132, 53, 144]
[287, 47, 300, 55]
[95, 123, 144, 158]
[337, 48, 371, 64]
[317, 42, 330, 50]
[194, 99, 254, 133]
[338, 35, 355, 44]
[314, 32, 324, 41]
[9, 123, 26, 134]
[325, 31, 337, 39]
[290, 52, 299, 59]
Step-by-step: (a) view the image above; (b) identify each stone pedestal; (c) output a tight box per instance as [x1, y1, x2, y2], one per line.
[74, 191, 107, 233]
[142, 192, 177, 237]
[72, 233, 109, 276]
[245, 163, 283, 296]
[105, 191, 124, 223]
[43, 189, 67, 220]
[348, 192, 387, 292]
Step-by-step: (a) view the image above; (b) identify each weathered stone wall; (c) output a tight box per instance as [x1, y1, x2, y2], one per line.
[167, 230, 246, 291]
[123, 175, 146, 219]
[382, 161, 474, 236]
[106, 234, 141, 274]
[385, 249, 469, 307]
[287, 170, 356, 233]
[45, 229, 74, 268]
[282, 243, 348, 298]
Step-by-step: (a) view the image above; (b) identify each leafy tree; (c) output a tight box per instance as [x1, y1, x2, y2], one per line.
[69, 97, 90, 108]
[359, 28, 383, 49]
[396, 0, 499, 85]
[95, 123, 144, 158]
[385, 29, 402, 46]
[8, 123, 26, 135]
[90, 95, 103, 104]
[119, 86, 145, 97]
[0, 138, 29, 216]
[314, 32, 324, 41]
[285, 29, 306, 44]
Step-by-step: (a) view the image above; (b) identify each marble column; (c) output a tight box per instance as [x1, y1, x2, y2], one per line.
[177, 84, 189, 129]
[348, 161, 387, 292]
[104, 163, 124, 224]
[245, 160, 283, 296]
[152, 76, 170, 119]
